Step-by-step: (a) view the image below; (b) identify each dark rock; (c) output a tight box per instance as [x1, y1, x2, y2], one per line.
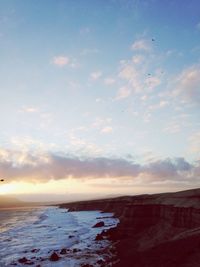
[81, 265, 93, 267]
[31, 249, 40, 253]
[18, 257, 28, 263]
[95, 233, 104, 241]
[60, 248, 67, 255]
[97, 259, 104, 264]
[49, 252, 60, 261]
[73, 248, 78, 253]
[69, 235, 74, 238]
[92, 221, 105, 228]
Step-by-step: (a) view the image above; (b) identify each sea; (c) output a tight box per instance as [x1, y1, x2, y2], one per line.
[0, 206, 119, 267]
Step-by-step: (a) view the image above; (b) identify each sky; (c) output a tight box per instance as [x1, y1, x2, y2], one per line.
[0, 0, 200, 201]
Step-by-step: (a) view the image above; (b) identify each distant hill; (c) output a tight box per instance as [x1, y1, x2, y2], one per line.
[0, 195, 46, 208]
[0, 195, 63, 208]
[0, 195, 25, 208]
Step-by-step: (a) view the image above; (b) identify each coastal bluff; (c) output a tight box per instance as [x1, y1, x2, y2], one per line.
[59, 188, 200, 267]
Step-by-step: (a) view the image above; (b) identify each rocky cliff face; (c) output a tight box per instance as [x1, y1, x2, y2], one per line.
[59, 188, 200, 267]
[119, 203, 200, 230]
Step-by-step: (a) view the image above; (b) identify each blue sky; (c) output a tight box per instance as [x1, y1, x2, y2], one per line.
[0, 0, 200, 199]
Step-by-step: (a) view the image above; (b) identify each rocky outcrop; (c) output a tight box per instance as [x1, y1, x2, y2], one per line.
[49, 252, 60, 261]
[92, 221, 105, 228]
[59, 188, 200, 267]
[59, 197, 128, 217]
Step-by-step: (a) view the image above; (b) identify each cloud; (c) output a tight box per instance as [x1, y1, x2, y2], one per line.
[163, 122, 180, 134]
[0, 149, 140, 181]
[131, 39, 151, 52]
[101, 126, 113, 134]
[21, 107, 39, 113]
[92, 117, 112, 129]
[145, 76, 161, 92]
[90, 71, 102, 81]
[132, 55, 144, 64]
[149, 100, 169, 111]
[118, 56, 162, 97]
[188, 132, 200, 154]
[0, 149, 198, 186]
[104, 77, 115, 85]
[119, 64, 138, 81]
[52, 56, 70, 67]
[144, 158, 193, 181]
[116, 86, 131, 100]
[143, 112, 151, 123]
[173, 64, 200, 105]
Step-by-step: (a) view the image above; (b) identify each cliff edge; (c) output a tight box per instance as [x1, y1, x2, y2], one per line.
[59, 188, 200, 267]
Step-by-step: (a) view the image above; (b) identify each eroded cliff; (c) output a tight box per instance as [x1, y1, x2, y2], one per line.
[59, 188, 200, 267]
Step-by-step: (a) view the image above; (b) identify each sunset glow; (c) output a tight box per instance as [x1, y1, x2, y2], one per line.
[0, 0, 199, 201]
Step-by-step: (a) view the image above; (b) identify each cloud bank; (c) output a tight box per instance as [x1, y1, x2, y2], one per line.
[0, 149, 199, 185]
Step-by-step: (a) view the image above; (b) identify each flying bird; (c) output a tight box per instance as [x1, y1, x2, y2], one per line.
[0, 179, 4, 182]
[152, 38, 155, 42]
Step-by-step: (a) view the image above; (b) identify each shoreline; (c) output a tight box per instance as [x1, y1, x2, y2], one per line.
[0, 207, 118, 267]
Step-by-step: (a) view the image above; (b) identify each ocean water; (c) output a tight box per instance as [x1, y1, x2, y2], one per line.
[0, 206, 119, 267]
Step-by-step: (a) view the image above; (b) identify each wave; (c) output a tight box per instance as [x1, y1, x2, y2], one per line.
[0, 207, 119, 267]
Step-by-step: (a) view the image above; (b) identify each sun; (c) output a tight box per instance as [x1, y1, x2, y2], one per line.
[0, 183, 17, 195]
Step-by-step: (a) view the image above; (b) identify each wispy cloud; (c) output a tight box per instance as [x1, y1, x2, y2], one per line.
[149, 100, 169, 111]
[188, 132, 200, 154]
[145, 75, 161, 92]
[132, 55, 144, 64]
[163, 121, 181, 134]
[20, 107, 39, 113]
[90, 71, 102, 81]
[115, 86, 131, 100]
[118, 52, 162, 98]
[92, 117, 112, 129]
[104, 77, 115, 85]
[52, 56, 70, 67]
[131, 38, 152, 52]
[173, 64, 200, 105]
[101, 126, 113, 134]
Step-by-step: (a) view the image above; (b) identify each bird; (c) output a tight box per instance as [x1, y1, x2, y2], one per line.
[0, 179, 4, 182]
[152, 38, 155, 42]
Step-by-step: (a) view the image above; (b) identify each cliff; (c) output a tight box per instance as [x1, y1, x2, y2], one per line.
[59, 188, 200, 267]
